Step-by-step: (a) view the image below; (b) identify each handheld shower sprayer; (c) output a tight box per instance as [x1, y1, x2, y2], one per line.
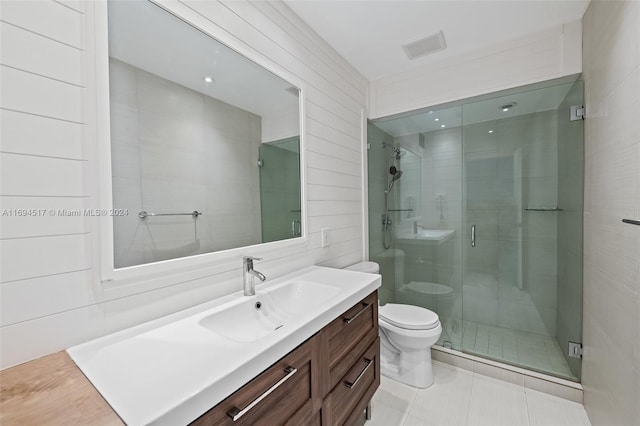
[386, 169, 403, 193]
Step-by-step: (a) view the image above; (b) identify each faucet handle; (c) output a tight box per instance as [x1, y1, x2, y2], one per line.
[243, 256, 263, 269]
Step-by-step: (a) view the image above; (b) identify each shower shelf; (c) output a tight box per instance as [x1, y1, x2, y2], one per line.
[622, 218, 640, 226]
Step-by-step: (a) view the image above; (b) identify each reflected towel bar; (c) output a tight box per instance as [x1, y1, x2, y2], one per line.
[525, 208, 564, 212]
[622, 218, 640, 226]
[138, 211, 202, 219]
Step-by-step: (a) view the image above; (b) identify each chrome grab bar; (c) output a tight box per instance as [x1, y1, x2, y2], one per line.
[227, 366, 297, 421]
[525, 208, 564, 212]
[622, 219, 640, 226]
[138, 211, 202, 219]
[343, 303, 369, 324]
[471, 224, 476, 248]
[344, 358, 373, 389]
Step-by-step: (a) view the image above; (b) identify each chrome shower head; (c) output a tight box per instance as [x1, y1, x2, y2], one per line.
[392, 147, 405, 160]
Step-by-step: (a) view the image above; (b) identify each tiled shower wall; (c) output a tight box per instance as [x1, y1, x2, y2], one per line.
[109, 59, 263, 268]
[582, 1, 640, 424]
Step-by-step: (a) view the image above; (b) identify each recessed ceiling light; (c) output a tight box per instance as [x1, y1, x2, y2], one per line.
[489, 130, 494, 133]
[440, 124, 446, 128]
[204, 76, 214, 83]
[434, 118, 440, 122]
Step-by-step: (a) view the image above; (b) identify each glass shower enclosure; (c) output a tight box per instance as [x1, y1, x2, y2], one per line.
[368, 77, 584, 381]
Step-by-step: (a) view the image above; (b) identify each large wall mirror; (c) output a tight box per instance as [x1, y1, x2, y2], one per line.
[107, 0, 302, 269]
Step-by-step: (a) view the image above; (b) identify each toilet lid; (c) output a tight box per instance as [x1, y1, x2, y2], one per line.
[379, 304, 439, 330]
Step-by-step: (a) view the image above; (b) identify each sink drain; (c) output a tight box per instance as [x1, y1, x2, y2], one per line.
[255, 301, 262, 310]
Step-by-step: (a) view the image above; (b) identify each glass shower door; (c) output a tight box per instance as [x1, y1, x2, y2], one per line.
[367, 105, 465, 351]
[258, 137, 301, 243]
[461, 80, 584, 381]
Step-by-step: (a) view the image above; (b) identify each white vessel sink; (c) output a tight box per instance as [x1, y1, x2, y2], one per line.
[68, 266, 380, 426]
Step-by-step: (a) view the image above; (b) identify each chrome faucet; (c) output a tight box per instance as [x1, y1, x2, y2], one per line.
[242, 256, 266, 296]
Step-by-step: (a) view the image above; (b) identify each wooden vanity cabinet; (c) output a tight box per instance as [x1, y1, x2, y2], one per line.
[190, 291, 380, 426]
[320, 291, 380, 426]
[323, 337, 380, 426]
[190, 335, 319, 426]
[322, 291, 379, 393]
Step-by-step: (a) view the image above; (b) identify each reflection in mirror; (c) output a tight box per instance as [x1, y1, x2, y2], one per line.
[107, 0, 301, 269]
[259, 137, 301, 243]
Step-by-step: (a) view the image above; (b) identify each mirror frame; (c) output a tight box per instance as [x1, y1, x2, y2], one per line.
[92, 0, 307, 294]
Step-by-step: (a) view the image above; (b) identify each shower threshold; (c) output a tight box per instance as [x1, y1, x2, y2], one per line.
[439, 319, 579, 381]
[431, 345, 583, 403]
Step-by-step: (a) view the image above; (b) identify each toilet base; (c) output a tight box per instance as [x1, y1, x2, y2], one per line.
[380, 348, 435, 388]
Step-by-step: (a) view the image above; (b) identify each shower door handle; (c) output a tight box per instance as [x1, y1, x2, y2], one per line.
[471, 224, 476, 248]
[291, 220, 301, 237]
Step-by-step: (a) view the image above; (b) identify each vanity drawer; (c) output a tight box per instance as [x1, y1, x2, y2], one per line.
[323, 337, 380, 426]
[325, 292, 378, 391]
[191, 336, 316, 426]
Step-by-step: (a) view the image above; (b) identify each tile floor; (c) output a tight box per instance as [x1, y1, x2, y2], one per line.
[366, 361, 591, 426]
[440, 319, 577, 381]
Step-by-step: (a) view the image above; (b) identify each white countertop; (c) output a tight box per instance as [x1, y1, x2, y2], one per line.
[67, 266, 380, 426]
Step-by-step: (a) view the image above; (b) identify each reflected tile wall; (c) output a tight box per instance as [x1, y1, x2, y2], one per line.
[109, 59, 262, 268]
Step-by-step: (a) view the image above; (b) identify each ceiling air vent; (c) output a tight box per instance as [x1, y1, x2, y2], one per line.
[402, 30, 447, 60]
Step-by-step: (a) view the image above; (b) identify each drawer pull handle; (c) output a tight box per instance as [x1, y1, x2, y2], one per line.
[343, 303, 369, 324]
[227, 366, 297, 421]
[344, 358, 372, 389]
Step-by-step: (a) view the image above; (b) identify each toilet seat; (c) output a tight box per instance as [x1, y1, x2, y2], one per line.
[379, 304, 439, 330]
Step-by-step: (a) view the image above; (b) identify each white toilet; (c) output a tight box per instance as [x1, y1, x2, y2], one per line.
[344, 261, 442, 388]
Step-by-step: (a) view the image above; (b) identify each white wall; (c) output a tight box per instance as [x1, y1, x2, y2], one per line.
[369, 21, 582, 119]
[0, 0, 368, 369]
[581, 1, 640, 424]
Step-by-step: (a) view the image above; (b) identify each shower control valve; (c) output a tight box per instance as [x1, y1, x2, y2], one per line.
[381, 214, 392, 231]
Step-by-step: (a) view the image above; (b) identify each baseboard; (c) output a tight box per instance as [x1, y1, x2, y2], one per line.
[432, 346, 583, 403]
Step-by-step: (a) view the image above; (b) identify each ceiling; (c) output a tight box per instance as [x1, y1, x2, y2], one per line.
[108, 0, 298, 118]
[284, 0, 590, 81]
